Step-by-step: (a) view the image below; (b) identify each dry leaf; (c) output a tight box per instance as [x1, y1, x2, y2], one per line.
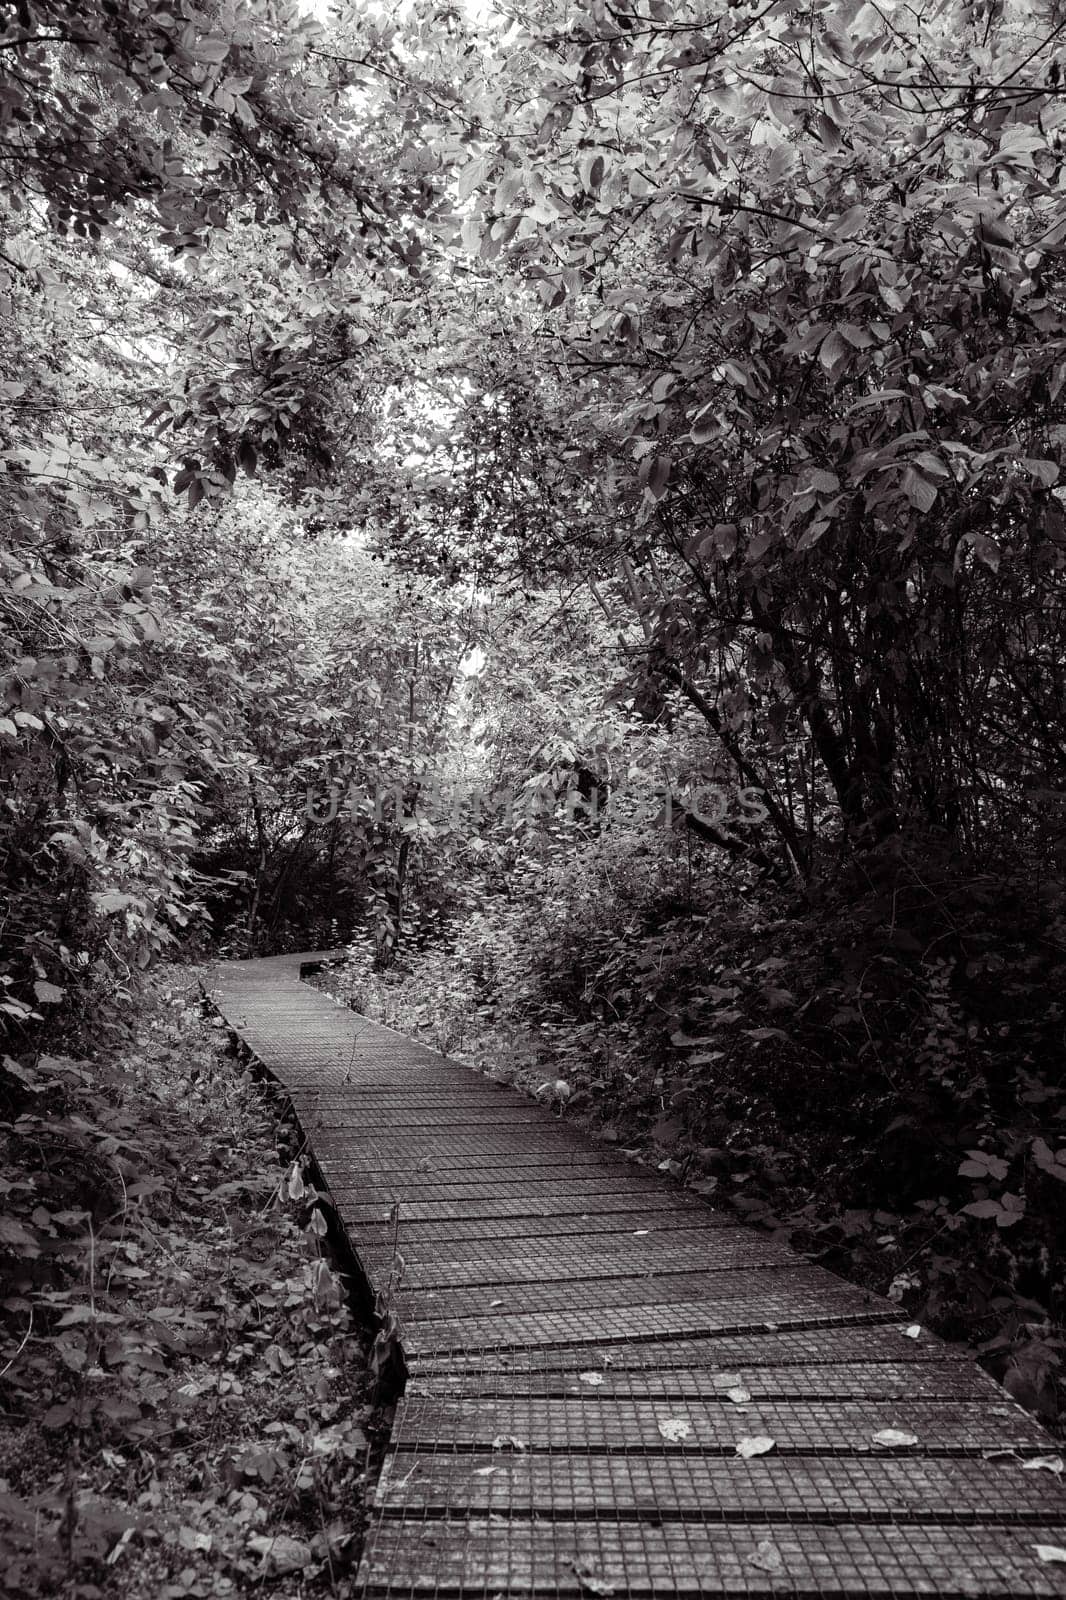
[726, 1386, 753, 1404]
[657, 1416, 692, 1441]
[490, 1434, 526, 1451]
[871, 1429, 919, 1448]
[568, 1559, 616, 1596]
[577, 1371, 606, 1386]
[105, 1528, 135, 1566]
[900, 1324, 922, 1339]
[1022, 1456, 1065, 1475]
[748, 1540, 785, 1574]
[1035, 1545, 1066, 1563]
[736, 1435, 776, 1457]
[247, 1534, 311, 1572]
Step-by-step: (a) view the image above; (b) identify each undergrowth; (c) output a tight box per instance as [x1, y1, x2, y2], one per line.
[0, 970, 376, 1600]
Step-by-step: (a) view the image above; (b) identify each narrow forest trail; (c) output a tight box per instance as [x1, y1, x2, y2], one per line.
[209, 954, 1066, 1597]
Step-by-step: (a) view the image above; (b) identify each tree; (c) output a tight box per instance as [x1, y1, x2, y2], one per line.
[0, 0, 462, 1024]
[369, 0, 1066, 874]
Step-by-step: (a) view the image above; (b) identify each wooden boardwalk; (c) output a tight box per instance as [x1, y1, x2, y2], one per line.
[210, 953, 1066, 1596]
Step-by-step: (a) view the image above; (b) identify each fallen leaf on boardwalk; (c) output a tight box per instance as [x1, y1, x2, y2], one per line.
[568, 1559, 616, 1596]
[871, 1429, 919, 1448]
[983, 1448, 1019, 1461]
[900, 1324, 922, 1339]
[488, 1299, 504, 1308]
[1022, 1456, 1065, 1475]
[711, 1373, 744, 1390]
[578, 1371, 606, 1386]
[632, 1229, 649, 1236]
[657, 1416, 692, 1441]
[1036, 1545, 1066, 1563]
[490, 1434, 527, 1451]
[736, 1435, 776, 1457]
[726, 1386, 753, 1404]
[748, 1540, 785, 1574]
[472, 1466, 500, 1477]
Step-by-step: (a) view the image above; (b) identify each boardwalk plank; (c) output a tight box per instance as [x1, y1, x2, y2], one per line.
[373, 1450, 1066, 1520]
[391, 1395, 1048, 1453]
[402, 1298, 902, 1355]
[404, 1361, 1000, 1402]
[324, 1173, 679, 1203]
[358, 1520, 1066, 1596]
[309, 1146, 609, 1169]
[398, 1265, 872, 1322]
[350, 1214, 737, 1249]
[375, 1240, 798, 1286]
[406, 1326, 969, 1373]
[338, 1191, 705, 1225]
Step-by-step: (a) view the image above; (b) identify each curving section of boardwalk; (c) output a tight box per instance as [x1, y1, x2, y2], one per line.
[210, 953, 1066, 1596]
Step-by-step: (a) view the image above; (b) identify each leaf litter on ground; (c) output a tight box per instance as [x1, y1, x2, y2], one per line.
[0, 966, 377, 1600]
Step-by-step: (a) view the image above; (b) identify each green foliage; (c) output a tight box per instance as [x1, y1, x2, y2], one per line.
[0, 194, 476, 1029]
[368, 0, 1066, 876]
[0, 0, 475, 1037]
